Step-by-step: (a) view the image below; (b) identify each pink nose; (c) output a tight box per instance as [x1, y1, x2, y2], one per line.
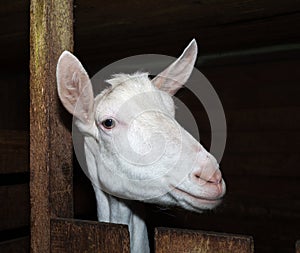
[193, 169, 222, 185]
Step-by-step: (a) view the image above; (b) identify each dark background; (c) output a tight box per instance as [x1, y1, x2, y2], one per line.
[0, 0, 300, 252]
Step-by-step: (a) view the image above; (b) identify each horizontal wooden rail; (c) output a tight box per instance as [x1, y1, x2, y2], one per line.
[50, 218, 130, 253]
[0, 130, 28, 174]
[0, 184, 29, 231]
[155, 227, 254, 253]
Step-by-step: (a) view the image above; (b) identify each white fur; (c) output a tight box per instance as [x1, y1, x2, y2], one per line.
[56, 40, 226, 253]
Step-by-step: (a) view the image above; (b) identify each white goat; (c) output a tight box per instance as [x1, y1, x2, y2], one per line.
[56, 40, 226, 253]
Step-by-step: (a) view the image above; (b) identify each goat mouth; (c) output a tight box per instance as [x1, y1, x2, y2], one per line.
[171, 186, 223, 206]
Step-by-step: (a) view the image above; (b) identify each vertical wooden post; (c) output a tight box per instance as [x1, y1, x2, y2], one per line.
[30, 0, 74, 252]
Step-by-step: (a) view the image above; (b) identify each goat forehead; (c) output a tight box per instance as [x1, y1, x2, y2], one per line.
[130, 112, 180, 138]
[106, 72, 151, 88]
[95, 73, 169, 116]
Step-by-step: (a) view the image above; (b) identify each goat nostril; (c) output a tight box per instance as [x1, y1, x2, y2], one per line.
[193, 170, 203, 180]
[193, 169, 222, 185]
[208, 178, 222, 184]
[194, 174, 200, 179]
[209, 171, 222, 185]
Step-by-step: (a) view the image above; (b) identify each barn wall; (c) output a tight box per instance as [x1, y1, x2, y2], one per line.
[0, 1, 30, 249]
[154, 47, 300, 253]
[0, 76, 30, 249]
[0, 0, 299, 252]
[0, 1, 28, 252]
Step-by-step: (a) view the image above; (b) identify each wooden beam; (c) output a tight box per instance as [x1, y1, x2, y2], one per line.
[2, 0, 300, 71]
[29, 0, 73, 252]
[0, 130, 28, 174]
[0, 184, 29, 231]
[155, 227, 254, 253]
[0, 74, 29, 129]
[50, 218, 130, 253]
[73, 0, 300, 69]
[197, 44, 300, 66]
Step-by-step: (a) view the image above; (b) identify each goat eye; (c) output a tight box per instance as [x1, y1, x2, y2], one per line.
[101, 119, 115, 129]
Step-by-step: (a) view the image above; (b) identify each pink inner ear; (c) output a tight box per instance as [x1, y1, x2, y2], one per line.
[152, 39, 198, 95]
[56, 51, 94, 125]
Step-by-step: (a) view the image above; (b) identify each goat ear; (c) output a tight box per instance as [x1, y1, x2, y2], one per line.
[152, 39, 198, 95]
[56, 51, 94, 126]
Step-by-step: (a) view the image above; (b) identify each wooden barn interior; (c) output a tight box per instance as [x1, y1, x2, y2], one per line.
[0, 0, 300, 252]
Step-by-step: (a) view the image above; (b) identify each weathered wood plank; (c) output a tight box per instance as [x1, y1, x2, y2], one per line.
[3, 0, 300, 42]
[223, 107, 300, 132]
[226, 131, 300, 154]
[74, 0, 300, 56]
[0, 74, 29, 130]
[178, 106, 300, 132]
[199, 131, 300, 154]
[222, 193, 300, 222]
[150, 209, 298, 253]
[201, 57, 300, 86]
[2, 0, 300, 70]
[226, 175, 300, 200]
[50, 218, 130, 253]
[0, 237, 29, 253]
[0, 130, 28, 174]
[155, 227, 254, 253]
[221, 152, 300, 177]
[177, 59, 300, 110]
[30, 0, 73, 252]
[203, 61, 300, 107]
[0, 184, 29, 230]
[197, 44, 300, 68]
[75, 0, 300, 31]
[0, 1, 28, 71]
[75, 14, 300, 71]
